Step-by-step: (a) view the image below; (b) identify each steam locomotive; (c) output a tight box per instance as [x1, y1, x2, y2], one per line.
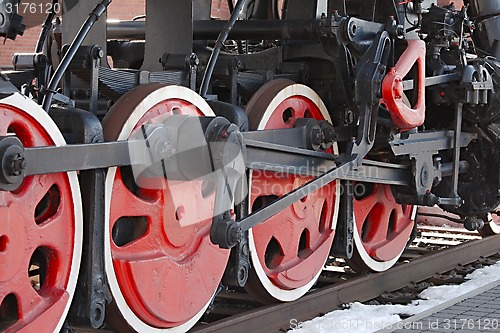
[0, 0, 498, 332]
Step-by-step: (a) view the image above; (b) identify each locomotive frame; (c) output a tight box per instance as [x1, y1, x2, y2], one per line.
[0, 0, 499, 332]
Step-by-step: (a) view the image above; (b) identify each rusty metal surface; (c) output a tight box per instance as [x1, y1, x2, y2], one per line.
[191, 235, 500, 333]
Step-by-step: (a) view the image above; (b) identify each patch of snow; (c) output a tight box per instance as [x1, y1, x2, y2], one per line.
[290, 260, 500, 333]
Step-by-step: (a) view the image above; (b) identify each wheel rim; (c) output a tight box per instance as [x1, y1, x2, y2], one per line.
[0, 94, 82, 332]
[350, 182, 415, 272]
[479, 208, 500, 236]
[246, 80, 340, 302]
[103, 85, 230, 332]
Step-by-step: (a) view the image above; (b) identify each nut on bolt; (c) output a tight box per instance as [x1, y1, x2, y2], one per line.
[311, 128, 325, 145]
[158, 142, 175, 159]
[189, 53, 199, 67]
[91, 45, 104, 59]
[9, 153, 26, 176]
[464, 216, 485, 231]
[229, 225, 243, 246]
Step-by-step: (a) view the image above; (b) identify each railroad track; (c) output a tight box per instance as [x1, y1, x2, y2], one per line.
[66, 227, 500, 333]
[190, 229, 500, 333]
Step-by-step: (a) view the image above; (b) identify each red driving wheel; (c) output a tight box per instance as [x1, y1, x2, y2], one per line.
[348, 182, 416, 272]
[244, 80, 340, 302]
[0, 94, 82, 332]
[103, 84, 230, 332]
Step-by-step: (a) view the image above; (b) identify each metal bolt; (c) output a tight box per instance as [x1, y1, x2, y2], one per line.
[189, 54, 199, 67]
[393, 77, 404, 99]
[345, 109, 354, 125]
[229, 226, 242, 246]
[396, 25, 405, 37]
[159, 142, 176, 159]
[311, 129, 325, 145]
[242, 243, 249, 256]
[9, 154, 26, 176]
[420, 165, 429, 187]
[91, 46, 104, 59]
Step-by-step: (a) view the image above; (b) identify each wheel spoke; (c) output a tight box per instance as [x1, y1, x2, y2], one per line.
[354, 192, 379, 230]
[16, 280, 44, 318]
[36, 213, 72, 251]
[274, 217, 303, 263]
[368, 204, 393, 245]
[110, 171, 163, 219]
[371, 221, 414, 261]
[392, 205, 408, 233]
[15, 174, 57, 214]
[112, 232, 165, 262]
[305, 196, 326, 241]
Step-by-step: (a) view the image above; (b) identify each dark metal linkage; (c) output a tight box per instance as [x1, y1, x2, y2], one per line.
[89, 45, 103, 116]
[450, 103, 463, 202]
[351, 31, 392, 160]
[53, 108, 110, 328]
[243, 125, 318, 150]
[199, 0, 247, 98]
[342, 160, 410, 185]
[42, 0, 111, 111]
[390, 130, 476, 156]
[226, 0, 244, 54]
[402, 72, 461, 90]
[331, 180, 355, 258]
[35, 0, 59, 53]
[24, 140, 139, 175]
[246, 139, 410, 185]
[236, 159, 354, 233]
[245, 139, 336, 176]
[417, 212, 464, 224]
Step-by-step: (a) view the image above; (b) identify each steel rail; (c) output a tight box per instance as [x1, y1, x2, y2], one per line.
[191, 235, 500, 333]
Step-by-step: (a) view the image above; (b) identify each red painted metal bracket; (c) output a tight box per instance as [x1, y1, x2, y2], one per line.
[382, 39, 426, 130]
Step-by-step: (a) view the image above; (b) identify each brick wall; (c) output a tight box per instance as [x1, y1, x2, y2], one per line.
[1, 0, 230, 67]
[108, 0, 145, 20]
[212, 0, 231, 19]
